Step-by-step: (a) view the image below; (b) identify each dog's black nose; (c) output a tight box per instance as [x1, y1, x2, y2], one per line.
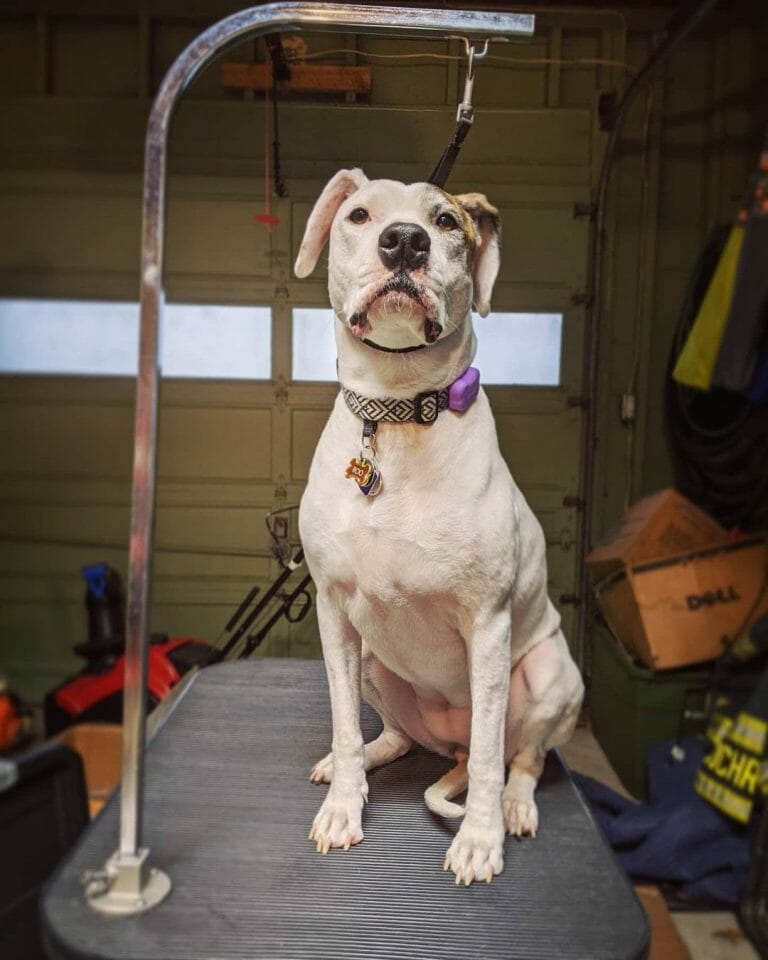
[378, 222, 431, 270]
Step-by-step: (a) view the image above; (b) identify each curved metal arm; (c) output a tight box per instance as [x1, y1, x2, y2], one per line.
[100, 1, 534, 917]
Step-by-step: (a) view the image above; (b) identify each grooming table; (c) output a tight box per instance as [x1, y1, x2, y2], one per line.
[43, 660, 649, 960]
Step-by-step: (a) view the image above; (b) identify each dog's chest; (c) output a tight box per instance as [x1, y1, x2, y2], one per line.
[301, 399, 513, 613]
[323, 485, 466, 601]
[331, 500, 474, 681]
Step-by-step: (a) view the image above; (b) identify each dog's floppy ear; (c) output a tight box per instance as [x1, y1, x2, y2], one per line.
[294, 168, 369, 278]
[454, 193, 501, 317]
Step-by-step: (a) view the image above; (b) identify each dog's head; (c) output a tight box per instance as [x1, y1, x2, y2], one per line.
[294, 169, 500, 352]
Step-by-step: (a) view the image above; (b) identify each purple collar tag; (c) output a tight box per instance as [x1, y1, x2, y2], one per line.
[448, 367, 480, 413]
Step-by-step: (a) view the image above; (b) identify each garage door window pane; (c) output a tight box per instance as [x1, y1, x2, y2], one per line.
[163, 304, 271, 379]
[474, 312, 562, 386]
[292, 308, 337, 382]
[292, 307, 562, 387]
[0, 299, 271, 379]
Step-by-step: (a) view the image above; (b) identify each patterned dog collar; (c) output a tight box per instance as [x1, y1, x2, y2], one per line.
[341, 367, 480, 426]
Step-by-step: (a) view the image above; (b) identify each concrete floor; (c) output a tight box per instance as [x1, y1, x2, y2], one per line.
[560, 727, 759, 960]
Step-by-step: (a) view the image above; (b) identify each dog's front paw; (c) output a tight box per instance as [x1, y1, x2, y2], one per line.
[443, 813, 505, 886]
[503, 797, 539, 838]
[503, 769, 539, 838]
[309, 784, 367, 854]
[310, 752, 333, 784]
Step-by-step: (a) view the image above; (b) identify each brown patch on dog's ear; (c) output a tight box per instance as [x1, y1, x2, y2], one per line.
[294, 168, 369, 278]
[453, 192, 501, 317]
[454, 193, 500, 235]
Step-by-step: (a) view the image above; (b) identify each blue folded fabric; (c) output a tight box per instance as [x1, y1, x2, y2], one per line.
[574, 737, 753, 905]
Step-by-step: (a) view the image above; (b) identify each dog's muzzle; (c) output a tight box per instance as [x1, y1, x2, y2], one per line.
[350, 272, 443, 347]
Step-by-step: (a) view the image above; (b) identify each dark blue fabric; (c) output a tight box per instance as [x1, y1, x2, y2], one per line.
[574, 737, 752, 905]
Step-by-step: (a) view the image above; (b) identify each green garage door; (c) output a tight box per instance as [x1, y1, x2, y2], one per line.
[0, 17, 605, 698]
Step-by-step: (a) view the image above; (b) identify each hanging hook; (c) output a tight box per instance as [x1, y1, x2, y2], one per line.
[459, 36, 490, 64]
[454, 36, 490, 123]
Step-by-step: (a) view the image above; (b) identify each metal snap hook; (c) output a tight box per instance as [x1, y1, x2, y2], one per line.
[456, 37, 488, 123]
[466, 42, 476, 84]
[454, 36, 490, 123]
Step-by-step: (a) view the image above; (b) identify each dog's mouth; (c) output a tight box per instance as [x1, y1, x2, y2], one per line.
[378, 273, 422, 302]
[350, 274, 443, 345]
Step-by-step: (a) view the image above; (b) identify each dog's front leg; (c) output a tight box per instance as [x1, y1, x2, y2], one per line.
[309, 592, 368, 854]
[445, 608, 511, 885]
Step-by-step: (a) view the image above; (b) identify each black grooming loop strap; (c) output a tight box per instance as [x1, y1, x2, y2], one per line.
[428, 38, 490, 188]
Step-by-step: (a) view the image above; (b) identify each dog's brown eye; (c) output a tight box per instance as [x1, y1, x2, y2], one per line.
[436, 212, 458, 230]
[349, 207, 369, 225]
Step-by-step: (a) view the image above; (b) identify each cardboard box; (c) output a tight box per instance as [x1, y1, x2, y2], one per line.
[594, 535, 768, 669]
[55, 722, 122, 816]
[586, 488, 727, 583]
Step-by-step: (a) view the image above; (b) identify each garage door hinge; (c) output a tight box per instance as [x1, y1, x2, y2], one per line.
[563, 494, 586, 510]
[570, 290, 593, 307]
[558, 593, 582, 606]
[573, 202, 596, 221]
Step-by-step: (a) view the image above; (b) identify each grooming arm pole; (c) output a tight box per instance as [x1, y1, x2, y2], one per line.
[85, 1, 533, 917]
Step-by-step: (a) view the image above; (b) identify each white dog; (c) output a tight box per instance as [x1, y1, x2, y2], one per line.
[294, 169, 584, 886]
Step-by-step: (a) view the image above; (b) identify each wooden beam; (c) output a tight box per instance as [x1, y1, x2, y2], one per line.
[221, 63, 371, 95]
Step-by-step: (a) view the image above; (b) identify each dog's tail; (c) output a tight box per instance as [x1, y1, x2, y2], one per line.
[423, 755, 468, 819]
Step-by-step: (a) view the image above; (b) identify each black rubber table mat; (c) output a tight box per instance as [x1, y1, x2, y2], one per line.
[43, 659, 649, 960]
